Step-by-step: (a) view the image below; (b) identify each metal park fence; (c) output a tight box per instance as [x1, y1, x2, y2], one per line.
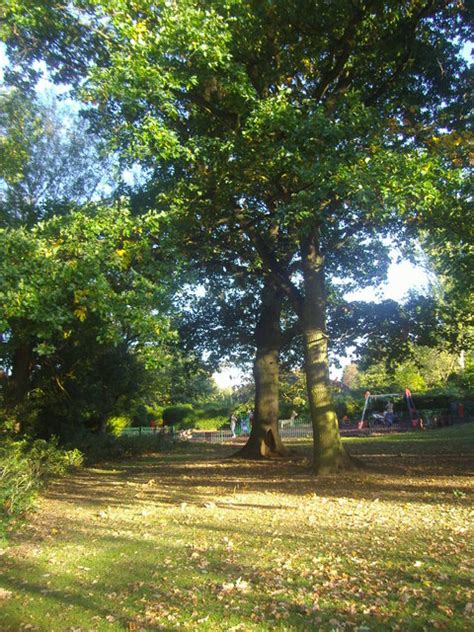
[121, 422, 314, 444]
[121, 426, 176, 438]
[189, 423, 314, 443]
[121, 416, 472, 445]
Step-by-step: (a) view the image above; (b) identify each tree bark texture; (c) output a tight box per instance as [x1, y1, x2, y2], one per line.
[6, 339, 33, 433]
[237, 278, 288, 458]
[10, 344, 32, 403]
[301, 234, 352, 473]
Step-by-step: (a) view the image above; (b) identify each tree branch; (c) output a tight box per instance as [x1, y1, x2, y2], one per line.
[312, 3, 364, 102]
[234, 209, 304, 317]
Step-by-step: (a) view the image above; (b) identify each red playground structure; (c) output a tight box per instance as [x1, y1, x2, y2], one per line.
[358, 388, 422, 430]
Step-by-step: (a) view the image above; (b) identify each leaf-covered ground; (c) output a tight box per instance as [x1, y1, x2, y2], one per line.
[1, 425, 473, 631]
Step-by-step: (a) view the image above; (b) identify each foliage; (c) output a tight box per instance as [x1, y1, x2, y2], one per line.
[354, 343, 465, 394]
[160, 400, 231, 430]
[0, 204, 178, 436]
[456, 353, 474, 392]
[195, 401, 230, 419]
[106, 415, 132, 437]
[145, 405, 165, 425]
[160, 353, 218, 405]
[0, 87, 116, 227]
[162, 404, 195, 427]
[192, 401, 230, 430]
[131, 403, 153, 428]
[63, 429, 173, 465]
[27, 342, 149, 438]
[348, 291, 473, 371]
[333, 394, 364, 420]
[393, 362, 427, 392]
[279, 370, 308, 414]
[0, 204, 174, 350]
[192, 415, 228, 431]
[1, 1, 471, 469]
[341, 364, 359, 390]
[0, 437, 83, 521]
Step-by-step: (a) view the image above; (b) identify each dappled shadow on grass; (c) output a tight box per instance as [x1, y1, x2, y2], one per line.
[1, 557, 121, 630]
[2, 429, 473, 630]
[39, 429, 473, 514]
[2, 511, 470, 632]
[39, 446, 472, 511]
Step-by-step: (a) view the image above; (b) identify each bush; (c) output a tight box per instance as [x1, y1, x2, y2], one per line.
[162, 404, 195, 426]
[106, 415, 132, 436]
[146, 405, 164, 425]
[131, 404, 150, 427]
[195, 402, 230, 418]
[192, 415, 228, 430]
[278, 401, 297, 419]
[332, 395, 365, 421]
[64, 429, 173, 464]
[191, 402, 230, 430]
[0, 438, 83, 520]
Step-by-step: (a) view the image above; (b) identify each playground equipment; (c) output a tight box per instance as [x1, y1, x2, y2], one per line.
[358, 388, 422, 430]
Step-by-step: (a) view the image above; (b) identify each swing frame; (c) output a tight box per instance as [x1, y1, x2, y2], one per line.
[358, 388, 421, 429]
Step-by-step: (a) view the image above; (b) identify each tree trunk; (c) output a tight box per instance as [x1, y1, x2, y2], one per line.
[236, 278, 288, 458]
[301, 234, 352, 473]
[7, 340, 33, 433]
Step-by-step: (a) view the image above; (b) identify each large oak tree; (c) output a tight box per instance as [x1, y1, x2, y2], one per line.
[3, 0, 471, 471]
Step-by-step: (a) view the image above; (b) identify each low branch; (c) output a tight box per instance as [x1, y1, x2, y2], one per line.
[233, 209, 304, 316]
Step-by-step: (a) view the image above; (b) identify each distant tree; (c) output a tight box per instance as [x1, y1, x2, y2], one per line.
[354, 361, 391, 392]
[0, 205, 178, 435]
[342, 364, 360, 390]
[163, 352, 217, 406]
[0, 88, 116, 227]
[412, 345, 461, 388]
[393, 363, 427, 393]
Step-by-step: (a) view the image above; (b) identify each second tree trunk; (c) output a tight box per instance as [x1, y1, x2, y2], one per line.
[237, 278, 287, 458]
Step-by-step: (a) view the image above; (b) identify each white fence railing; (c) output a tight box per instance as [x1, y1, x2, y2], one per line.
[121, 426, 176, 437]
[121, 423, 314, 443]
[191, 422, 314, 443]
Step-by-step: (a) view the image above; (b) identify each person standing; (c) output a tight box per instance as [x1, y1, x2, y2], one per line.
[384, 402, 394, 427]
[230, 413, 237, 438]
[241, 411, 250, 435]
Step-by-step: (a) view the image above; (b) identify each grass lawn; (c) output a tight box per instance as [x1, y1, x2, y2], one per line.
[0, 424, 473, 631]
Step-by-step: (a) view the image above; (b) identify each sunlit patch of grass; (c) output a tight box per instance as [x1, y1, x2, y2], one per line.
[1, 424, 473, 630]
[344, 422, 474, 453]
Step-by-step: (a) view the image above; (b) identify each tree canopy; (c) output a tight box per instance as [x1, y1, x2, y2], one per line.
[1, 1, 472, 470]
[0, 204, 179, 434]
[0, 88, 116, 226]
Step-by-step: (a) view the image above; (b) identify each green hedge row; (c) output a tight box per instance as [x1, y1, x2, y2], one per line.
[161, 403, 230, 430]
[65, 430, 172, 463]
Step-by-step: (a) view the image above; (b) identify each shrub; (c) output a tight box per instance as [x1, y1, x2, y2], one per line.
[162, 404, 195, 426]
[278, 401, 297, 419]
[191, 403, 230, 430]
[131, 404, 150, 427]
[192, 415, 228, 430]
[0, 438, 83, 520]
[334, 395, 364, 420]
[64, 429, 173, 464]
[107, 415, 132, 436]
[146, 405, 164, 425]
[195, 402, 230, 418]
